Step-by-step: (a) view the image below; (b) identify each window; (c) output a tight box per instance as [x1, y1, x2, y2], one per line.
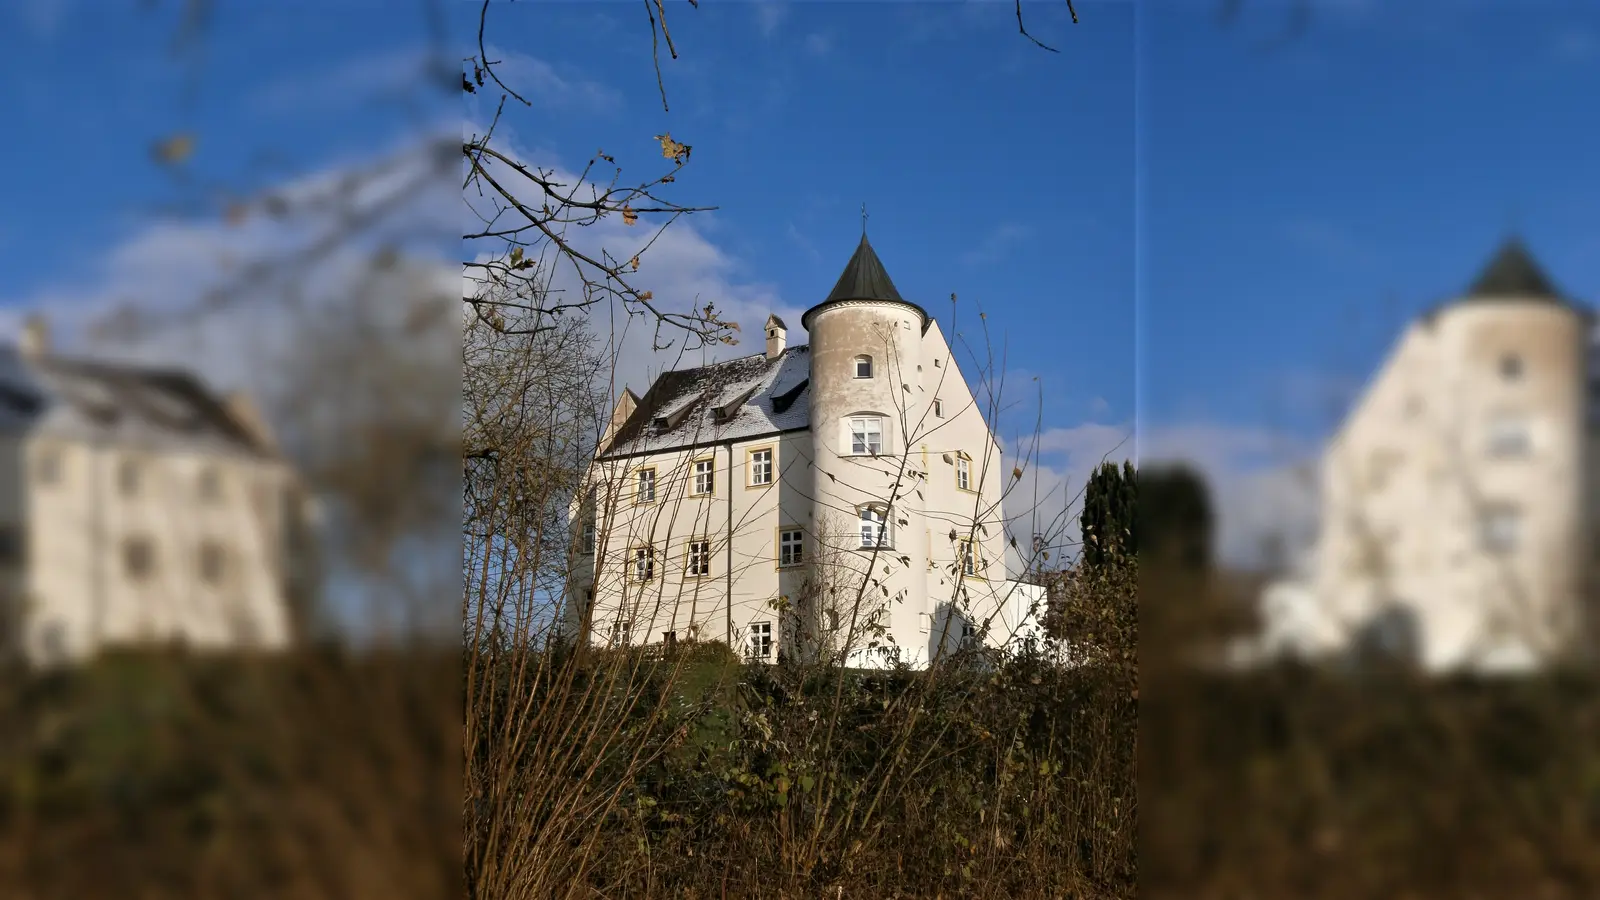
[686, 539, 711, 577]
[636, 468, 657, 503]
[859, 506, 891, 549]
[35, 448, 61, 485]
[749, 621, 773, 660]
[118, 458, 141, 497]
[692, 458, 715, 496]
[124, 537, 155, 579]
[854, 355, 873, 379]
[197, 467, 221, 501]
[663, 631, 677, 650]
[0, 526, 20, 566]
[933, 358, 942, 368]
[582, 524, 596, 555]
[612, 619, 633, 647]
[779, 527, 804, 567]
[1487, 413, 1530, 457]
[633, 546, 656, 581]
[1500, 353, 1523, 381]
[959, 539, 980, 577]
[956, 454, 972, 491]
[749, 448, 773, 486]
[933, 399, 943, 418]
[198, 541, 226, 585]
[849, 417, 884, 456]
[39, 622, 65, 661]
[1481, 507, 1520, 553]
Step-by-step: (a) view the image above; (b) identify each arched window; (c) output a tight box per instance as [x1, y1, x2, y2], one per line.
[854, 355, 874, 379]
[858, 505, 891, 549]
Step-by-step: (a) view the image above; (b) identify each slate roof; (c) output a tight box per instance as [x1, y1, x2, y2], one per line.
[1464, 237, 1566, 302]
[0, 346, 274, 457]
[601, 346, 812, 458]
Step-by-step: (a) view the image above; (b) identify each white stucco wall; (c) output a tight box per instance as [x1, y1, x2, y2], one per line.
[3, 431, 294, 665]
[572, 308, 1032, 669]
[1311, 297, 1588, 670]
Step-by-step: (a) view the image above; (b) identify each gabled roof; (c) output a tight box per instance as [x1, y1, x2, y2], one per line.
[1464, 237, 1566, 302]
[0, 347, 275, 457]
[802, 234, 930, 332]
[600, 346, 812, 458]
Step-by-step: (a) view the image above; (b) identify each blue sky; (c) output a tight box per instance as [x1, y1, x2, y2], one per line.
[0, 2, 446, 303]
[462, 0, 1135, 453]
[4, 0, 1599, 566]
[1144, 0, 1600, 444]
[456, 0, 1599, 562]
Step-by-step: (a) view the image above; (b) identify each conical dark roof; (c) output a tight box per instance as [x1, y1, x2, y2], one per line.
[824, 235, 905, 304]
[1465, 237, 1564, 301]
[801, 233, 931, 332]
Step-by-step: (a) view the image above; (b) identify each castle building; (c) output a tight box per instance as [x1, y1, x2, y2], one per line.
[0, 317, 308, 666]
[1269, 237, 1597, 671]
[567, 235, 1045, 667]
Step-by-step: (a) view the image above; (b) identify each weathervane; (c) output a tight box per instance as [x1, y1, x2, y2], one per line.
[861, 202, 869, 237]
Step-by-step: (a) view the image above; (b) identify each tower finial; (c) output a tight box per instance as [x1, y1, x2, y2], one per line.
[861, 202, 868, 237]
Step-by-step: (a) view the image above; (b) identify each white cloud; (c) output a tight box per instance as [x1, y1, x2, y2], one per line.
[803, 32, 834, 57]
[12, 0, 69, 40]
[786, 222, 822, 262]
[753, 1, 788, 39]
[461, 133, 806, 403]
[1141, 421, 1320, 571]
[250, 46, 448, 116]
[3, 130, 457, 396]
[1011, 418, 1323, 573]
[960, 223, 1031, 267]
[1553, 27, 1599, 63]
[1282, 217, 1380, 270]
[475, 48, 623, 114]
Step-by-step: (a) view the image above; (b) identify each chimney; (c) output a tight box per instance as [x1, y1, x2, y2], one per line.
[765, 313, 788, 361]
[223, 391, 279, 453]
[19, 314, 48, 359]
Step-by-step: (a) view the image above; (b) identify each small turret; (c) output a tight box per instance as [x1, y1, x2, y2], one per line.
[765, 314, 787, 360]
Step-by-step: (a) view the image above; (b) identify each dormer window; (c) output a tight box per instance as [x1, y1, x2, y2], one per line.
[854, 356, 873, 379]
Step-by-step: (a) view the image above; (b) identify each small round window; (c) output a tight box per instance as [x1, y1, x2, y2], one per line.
[1500, 354, 1523, 381]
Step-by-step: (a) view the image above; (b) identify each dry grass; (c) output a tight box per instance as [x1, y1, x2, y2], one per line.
[0, 647, 460, 900]
[1140, 568, 1600, 899]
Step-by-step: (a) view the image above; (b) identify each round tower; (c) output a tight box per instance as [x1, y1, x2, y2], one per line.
[1435, 237, 1590, 666]
[1314, 236, 1592, 669]
[801, 234, 932, 666]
